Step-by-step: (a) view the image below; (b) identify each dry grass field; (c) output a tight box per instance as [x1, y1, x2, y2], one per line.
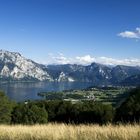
[0, 123, 139, 140]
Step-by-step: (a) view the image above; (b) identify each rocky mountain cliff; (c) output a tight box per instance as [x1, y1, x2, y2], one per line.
[47, 63, 140, 85]
[0, 50, 52, 81]
[0, 50, 140, 85]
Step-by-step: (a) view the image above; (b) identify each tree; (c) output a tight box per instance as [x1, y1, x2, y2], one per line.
[115, 87, 140, 123]
[0, 91, 14, 124]
[78, 102, 114, 124]
[12, 103, 48, 124]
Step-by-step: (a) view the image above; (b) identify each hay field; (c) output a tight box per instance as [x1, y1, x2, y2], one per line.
[0, 123, 139, 140]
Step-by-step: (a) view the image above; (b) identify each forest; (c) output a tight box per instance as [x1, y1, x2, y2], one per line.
[0, 87, 140, 125]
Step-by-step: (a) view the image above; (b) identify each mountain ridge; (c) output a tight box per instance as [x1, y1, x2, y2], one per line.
[0, 50, 52, 81]
[0, 50, 140, 85]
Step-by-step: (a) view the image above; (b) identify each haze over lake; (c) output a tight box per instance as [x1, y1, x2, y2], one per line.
[0, 82, 94, 102]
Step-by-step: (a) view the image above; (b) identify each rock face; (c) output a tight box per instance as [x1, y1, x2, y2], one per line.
[0, 50, 52, 81]
[47, 63, 140, 85]
[120, 74, 140, 86]
[0, 50, 140, 85]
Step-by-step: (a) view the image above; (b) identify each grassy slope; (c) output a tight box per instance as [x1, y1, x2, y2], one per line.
[0, 124, 139, 140]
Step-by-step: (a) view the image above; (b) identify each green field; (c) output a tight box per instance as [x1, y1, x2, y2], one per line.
[38, 86, 132, 106]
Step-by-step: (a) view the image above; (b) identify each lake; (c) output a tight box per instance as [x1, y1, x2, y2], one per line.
[0, 82, 94, 102]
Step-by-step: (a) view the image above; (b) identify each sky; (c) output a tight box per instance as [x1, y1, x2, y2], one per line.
[0, 0, 140, 66]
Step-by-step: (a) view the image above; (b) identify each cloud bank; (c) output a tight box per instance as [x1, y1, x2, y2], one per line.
[118, 27, 140, 39]
[45, 53, 140, 66]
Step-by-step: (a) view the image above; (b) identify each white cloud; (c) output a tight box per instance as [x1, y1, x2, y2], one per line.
[118, 27, 140, 39]
[51, 55, 71, 64]
[76, 55, 95, 65]
[45, 53, 72, 65]
[44, 53, 140, 66]
[96, 57, 140, 66]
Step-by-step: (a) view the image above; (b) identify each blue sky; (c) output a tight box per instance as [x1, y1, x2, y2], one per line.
[0, 0, 140, 65]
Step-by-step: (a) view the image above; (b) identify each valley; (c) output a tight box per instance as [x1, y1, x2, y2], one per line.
[1, 0, 140, 139]
[38, 86, 132, 107]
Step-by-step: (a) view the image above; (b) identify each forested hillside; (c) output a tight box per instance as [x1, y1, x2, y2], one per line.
[0, 87, 140, 124]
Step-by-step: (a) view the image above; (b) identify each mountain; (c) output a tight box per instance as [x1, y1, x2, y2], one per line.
[46, 64, 85, 82]
[111, 65, 140, 83]
[0, 50, 52, 81]
[0, 50, 140, 85]
[120, 74, 140, 86]
[47, 63, 140, 85]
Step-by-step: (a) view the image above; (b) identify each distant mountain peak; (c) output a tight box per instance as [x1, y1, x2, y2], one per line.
[0, 50, 52, 81]
[0, 49, 21, 56]
[0, 50, 140, 85]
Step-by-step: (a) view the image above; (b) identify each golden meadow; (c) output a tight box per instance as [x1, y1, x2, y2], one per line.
[0, 123, 140, 140]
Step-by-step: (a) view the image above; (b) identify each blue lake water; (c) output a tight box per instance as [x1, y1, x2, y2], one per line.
[0, 82, 94, 102]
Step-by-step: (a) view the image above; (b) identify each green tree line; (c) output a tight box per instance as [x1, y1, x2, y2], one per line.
[0, 87, 140, 124]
